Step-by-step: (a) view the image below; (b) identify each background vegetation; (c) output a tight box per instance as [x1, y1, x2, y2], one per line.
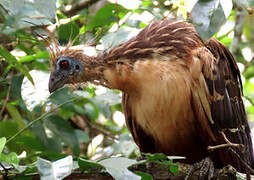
[0, 0, 253, 179]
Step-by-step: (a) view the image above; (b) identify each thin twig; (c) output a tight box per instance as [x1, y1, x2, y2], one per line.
[6, 97, 80, 144]
[207, 131, 244, 151]
[115, 0, 120, 29]
[208, 131, 254, 175]
[0, 71, 14, 119]
[82, 115, 119, 141]
[207, 143, 243, 151]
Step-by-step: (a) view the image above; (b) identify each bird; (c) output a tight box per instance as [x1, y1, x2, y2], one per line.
[48, 18, 254, 174]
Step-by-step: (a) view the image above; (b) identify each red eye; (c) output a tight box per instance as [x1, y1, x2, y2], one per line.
[59, 60, 69, 70]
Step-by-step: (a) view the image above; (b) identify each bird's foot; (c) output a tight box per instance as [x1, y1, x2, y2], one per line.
[185, 157, 214, 180]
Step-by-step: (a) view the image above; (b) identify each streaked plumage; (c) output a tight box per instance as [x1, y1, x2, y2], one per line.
[48, 19, 254, 173]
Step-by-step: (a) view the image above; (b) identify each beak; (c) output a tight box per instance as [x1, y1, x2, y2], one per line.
[48, 72, 67, 93]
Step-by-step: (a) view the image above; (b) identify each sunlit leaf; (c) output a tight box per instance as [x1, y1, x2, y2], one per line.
[0, 137, 6, 154]
[0, 46, 34, 85]
[0, 152, 19, 166]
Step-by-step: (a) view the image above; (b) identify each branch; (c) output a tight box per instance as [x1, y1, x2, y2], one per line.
[62, 0, 101, 16]
[208, 131, 254, 176]
[6, 97, 81, 144]
[0, 70, 14, 119]
[208, 131, 245, 151]
[81, 115, 119, 141]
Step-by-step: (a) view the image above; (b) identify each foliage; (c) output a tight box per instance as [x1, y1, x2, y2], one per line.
[0, 0, 253, 179]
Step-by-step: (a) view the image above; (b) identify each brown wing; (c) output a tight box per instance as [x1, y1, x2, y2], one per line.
[204, 38, 254, 172]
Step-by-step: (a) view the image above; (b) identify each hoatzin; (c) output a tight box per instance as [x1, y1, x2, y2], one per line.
[48, 19, 254, 174]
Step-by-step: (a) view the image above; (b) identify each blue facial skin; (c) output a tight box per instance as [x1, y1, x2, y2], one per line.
[48, 56, 83, 93]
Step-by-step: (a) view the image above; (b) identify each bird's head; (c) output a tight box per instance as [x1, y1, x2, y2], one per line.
[48, 55, 84, 93]
[47, 40, 100, 93]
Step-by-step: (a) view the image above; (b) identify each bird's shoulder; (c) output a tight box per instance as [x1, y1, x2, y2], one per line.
[104, 19, 203, 62]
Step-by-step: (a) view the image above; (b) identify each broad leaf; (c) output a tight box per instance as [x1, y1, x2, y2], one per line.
[0, 152, 19, 167]
[85, 4, 129, 31]
[191, 0, 233, 41]
[0, 0, 56, 29]
[58, 21, 80, 45]
[45, 115, 80, 156]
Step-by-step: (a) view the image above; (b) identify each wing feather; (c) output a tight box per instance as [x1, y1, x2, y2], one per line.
[204, 38, 254, 171]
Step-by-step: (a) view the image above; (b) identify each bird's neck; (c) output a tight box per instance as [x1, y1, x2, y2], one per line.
[77, 52, 130, 91]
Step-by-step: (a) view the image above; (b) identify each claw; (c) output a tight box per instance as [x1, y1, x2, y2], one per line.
[185, 157, 214, 180]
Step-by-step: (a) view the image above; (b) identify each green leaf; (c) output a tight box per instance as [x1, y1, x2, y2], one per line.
[19, 51, 49, 63]
[58, 21, 80, 45]
[0, 122, 24, 153]
[191, 0, 233, 41]
[30, 122, 62, 153]
[7, 152, 19, 165]
[85, 4, 129, 31]
[49, 87, 76, 105]
[169, 161, 178, 174]
[145, 153, 168, 162]
[10, 75, 24, 100]
[0, 0, 56, 29]
[15, 135, 45, 151]
[0, 46, 34, 85]
[99, 157, 140, 180]
[134, 171, 153, 180]
[74, 130, 90, 143]
[6, 103, 26, 129]
[0, 137, 6, 154]
[45, 115, 80, 156]
[0, 152, 19, 166]
[78, 158, 104, 172]
[83, 103, 99, 121]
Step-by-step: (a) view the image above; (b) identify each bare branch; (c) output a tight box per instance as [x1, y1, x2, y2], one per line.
[208, 131, 245, 151]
